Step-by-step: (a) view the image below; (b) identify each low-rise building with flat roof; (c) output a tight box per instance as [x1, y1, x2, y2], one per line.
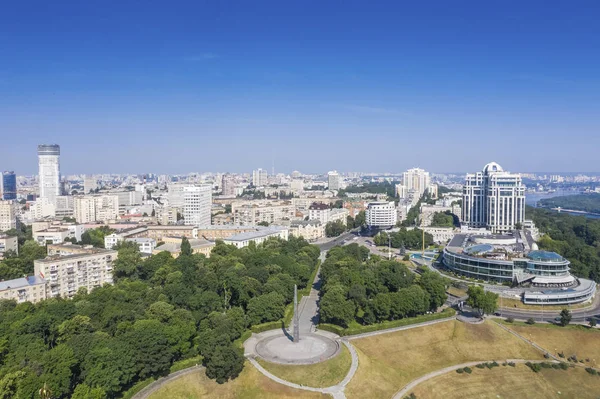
[223, 226, 289, 248]
[0, 276, 47, 304]
[153, 237, 215, 258]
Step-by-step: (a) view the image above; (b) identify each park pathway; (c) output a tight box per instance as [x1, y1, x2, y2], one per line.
[391, 359, 558, 399]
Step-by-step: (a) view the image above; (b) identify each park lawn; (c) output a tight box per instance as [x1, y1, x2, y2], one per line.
[147, 362, 327, 399]
[410, 363, 600, 399]
[257, 344, 352, 387]
[446, 286, 467, 297]
[500, 296, 590, 311]
[506, 323, 600, 364]
[345, 319, 543, 399]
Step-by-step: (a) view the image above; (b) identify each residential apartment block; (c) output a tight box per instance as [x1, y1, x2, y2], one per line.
[232, 200, 296, 226]
[0, 276, 47, 304]
[0, 234, 18, 258]
[74, 195, 119, 223]
[0, 200, 18, 231]
[34, 244, 117, 299]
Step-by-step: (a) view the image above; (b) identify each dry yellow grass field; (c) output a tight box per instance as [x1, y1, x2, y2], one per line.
[410, 363, 600, 399]
[147, 362, 327, 399]
[507, 323, 600, 365]
[257, 344, 352, 387]
[500, 297, 589, 310]
[446, 286, 467, 297]
[345, 319, 544, 399]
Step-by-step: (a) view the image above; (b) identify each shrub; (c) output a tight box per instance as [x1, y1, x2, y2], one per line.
[491, 361, 499, 368]
[463, 367, 472, 374]
[476, 363, 486, 369]
[506, 317, 514, 323]
[544, 353, 550, 359]
[585, 367, 598, 376]
[558, 352, 565, 358]
[508, 362, 516, 367]
[526, 362, 542, 373]
[526, 318, 536, 325]
[456, 368, 464, 374]
[559, 362, 569, 370]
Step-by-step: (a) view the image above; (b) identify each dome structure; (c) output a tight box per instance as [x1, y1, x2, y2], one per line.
[483, 162, 503, 174]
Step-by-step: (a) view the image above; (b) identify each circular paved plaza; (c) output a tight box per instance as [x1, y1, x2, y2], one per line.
[249, 330, 341, 365]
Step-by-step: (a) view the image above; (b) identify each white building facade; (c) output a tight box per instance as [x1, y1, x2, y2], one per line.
[183, 185, 212, 226]
[402, 167, 430, 197]
[0, 200, 18, 231]
[462, 162, 526, 234]
[328, 171, 341, 191]
[38, 144, 61, 205]
[366, 201, 398, 227]
[252, 168, 268, 187]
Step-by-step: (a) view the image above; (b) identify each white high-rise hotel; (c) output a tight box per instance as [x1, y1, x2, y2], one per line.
[38, 144, 61, 205]
[402, 167, 430, 197]
[183, 185, 212, 226]
[463, 162, 525, 234]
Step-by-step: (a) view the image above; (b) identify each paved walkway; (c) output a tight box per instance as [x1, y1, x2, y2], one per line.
[131, 365, 202, 399]
[345, 316, 456, 341]
[247, 339, 360, 399]
[391, 359, 558, 399]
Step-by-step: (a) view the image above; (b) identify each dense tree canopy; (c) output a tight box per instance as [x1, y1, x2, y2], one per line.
[319, 244, 447, 326]
[0, 236, 319, 398]
[466, 285, 498, 317]
[528, 206, 600, 282]
[373, 229, 433, 250]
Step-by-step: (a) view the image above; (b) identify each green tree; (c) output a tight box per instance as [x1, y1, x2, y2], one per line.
[466, 285, 498, 317]
[180, 237, 192, 257]
[0, 370, 26, 399]
[113, 241, 142, 280]
[418, 271, 448, 310]
[589, 317, 597, 328]
[71, 384, 107, 399]
[325, 220, 347, 237]
[320, 285, 355, 327]
[247, 292, 285, 325]
[203, 344, 244, 384]
[559, 308, 572, 326]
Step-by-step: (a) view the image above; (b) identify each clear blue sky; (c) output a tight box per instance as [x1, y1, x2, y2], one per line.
[2, 1, 599, 175]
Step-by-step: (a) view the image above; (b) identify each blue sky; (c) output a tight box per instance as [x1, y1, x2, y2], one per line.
[1, 1, 599, 175]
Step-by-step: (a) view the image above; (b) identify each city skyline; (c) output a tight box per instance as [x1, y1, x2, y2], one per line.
[2, 2, 600, 174]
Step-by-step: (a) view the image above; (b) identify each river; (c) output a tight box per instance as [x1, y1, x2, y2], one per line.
[526, 190, 600, 219]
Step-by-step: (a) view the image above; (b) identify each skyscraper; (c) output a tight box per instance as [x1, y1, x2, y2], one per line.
[1, 171, 17, 200]
[38, 144, 61, 205]
[221, 174, 236, 196]
[462, 162, 525, 234]
[328, 171, 341, 191]
[183, 185, 212, 226]
[402, 167, 430, 197]
[252, 168, 268, 187]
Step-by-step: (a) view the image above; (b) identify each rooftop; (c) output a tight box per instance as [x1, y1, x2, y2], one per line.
[224, 227, 287, 242]
[527, 250, 564, 262]
[0, 275, 46, 291]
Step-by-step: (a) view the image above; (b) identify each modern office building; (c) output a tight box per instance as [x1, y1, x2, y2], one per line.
[366, 201, 398, 227]
[167, 183, 187, 208]
[462, 162, 526, 234]
[252, 168, 268, 187]
[38, 144, 61, 205]
[0, 200, 18, 231]
[328, 171, 341, 191]
[443, 232, 596, 305]
[402, 168, 430, 197]
[2, 171, 17, 200]
[183, 185, 212, 226]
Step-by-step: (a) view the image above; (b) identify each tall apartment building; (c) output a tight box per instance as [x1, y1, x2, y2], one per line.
[0, 200, 18, 231]
[183, 185, 212, 226]
[167, 183, 187, 208]
[55, 195, 74, 218]
[34, 244, 117, 299]
[0, 234, 18, 258]
[73, 195, 119, 223]
[366, 201, 398, 227]
[2, 171, 17, 200]
[462, 162, 526, 234]
[328, 171, 341, 191]
[83, 175, 98, 194]
[252, 168, 268, 187]
[38, 144, 61, 205]
[232, 200, 296, 226]
[402, 167, 430, 197]
[221, 174, 237, 196]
